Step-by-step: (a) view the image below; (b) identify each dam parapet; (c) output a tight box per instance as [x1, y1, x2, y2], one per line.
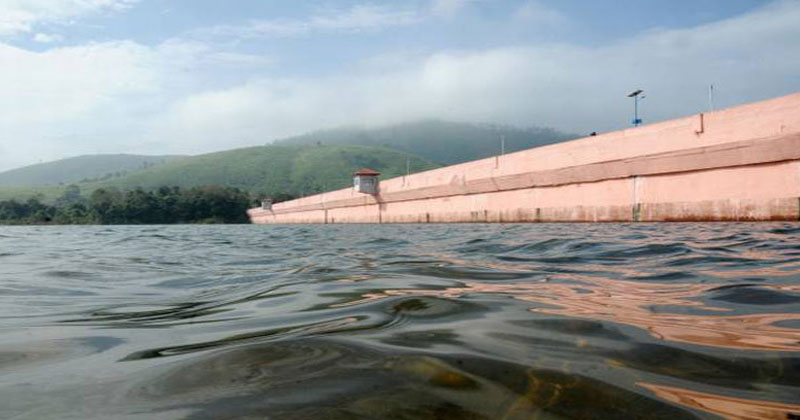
[249, 92, 800, 224]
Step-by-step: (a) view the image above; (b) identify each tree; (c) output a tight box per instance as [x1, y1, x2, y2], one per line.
[121, 188, 160, 224]
[90, 188, 123, 224]
[55, 184, 84, 208]
[2, 185, 254, 225]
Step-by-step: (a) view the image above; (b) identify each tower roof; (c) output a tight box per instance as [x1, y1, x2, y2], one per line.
[353, 168, 381, 176]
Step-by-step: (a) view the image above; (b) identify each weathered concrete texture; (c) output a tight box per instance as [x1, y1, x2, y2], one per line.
[249, 92, 800, 224]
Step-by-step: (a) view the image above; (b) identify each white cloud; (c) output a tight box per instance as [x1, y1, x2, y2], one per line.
[198, 5, 423, 39]
[0, 0, 138, 36]
[514, 1, 567, 26]
[149, 0, 800, 152]
[0, 39, 158, 170]
[1, 1, 799, 172]
[32, 32, 63, 43]
[0, 41, 155, 124]
[430, 0, 475, 18]
[201, 0, 495, 40]
[156, 39, 274, 69]
[0, 36, 272, 171]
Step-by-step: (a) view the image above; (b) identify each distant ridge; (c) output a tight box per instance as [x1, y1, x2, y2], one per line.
[275, 120, 576, 165]
[0, 154, 185, 187]
[0, 145, 438, 202]
[0, 120, 573, 201]
[98, 145, 438, 198]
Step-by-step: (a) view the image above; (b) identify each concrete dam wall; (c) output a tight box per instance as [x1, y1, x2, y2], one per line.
[249, 92, 800, 224]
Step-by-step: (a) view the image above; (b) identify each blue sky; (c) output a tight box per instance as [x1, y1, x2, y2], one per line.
[0, 0, 798, 171]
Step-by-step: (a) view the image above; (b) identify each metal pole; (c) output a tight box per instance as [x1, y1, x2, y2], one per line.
[500, 135, 505, 155]
[709, 84, 715, 112]
[628, 89, 644, 127]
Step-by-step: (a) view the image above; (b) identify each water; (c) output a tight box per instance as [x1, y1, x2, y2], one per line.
[1, 224, 799, 419]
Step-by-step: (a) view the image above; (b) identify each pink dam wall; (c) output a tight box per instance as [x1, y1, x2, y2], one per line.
[249, 92, 800, 224]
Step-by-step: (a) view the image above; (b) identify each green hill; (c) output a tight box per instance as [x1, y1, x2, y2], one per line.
[0, 154, 185, 187]
[0, 145, 439, 202]
[275, 120, 576, 165]
[98, 144, 438, 197]
[0, 120, 573, 203]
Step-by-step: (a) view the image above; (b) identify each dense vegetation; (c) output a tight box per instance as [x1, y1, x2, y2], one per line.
[0, 185, 254, 225]
[98, 145, 437, 197]
[276, 120, 575, 165]
[0, 121, 574, 215]
[0, 145, 438, 203]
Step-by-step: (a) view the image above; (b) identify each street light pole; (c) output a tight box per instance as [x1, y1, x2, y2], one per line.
[628, 89, 644, 127]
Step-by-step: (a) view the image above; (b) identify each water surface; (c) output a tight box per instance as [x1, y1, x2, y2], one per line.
[1, 223, 799, 419]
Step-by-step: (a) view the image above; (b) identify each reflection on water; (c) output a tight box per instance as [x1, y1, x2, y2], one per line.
[343, 279, 800, 351]
[639, 383, 800, 420]
[0, 223, 799, 419]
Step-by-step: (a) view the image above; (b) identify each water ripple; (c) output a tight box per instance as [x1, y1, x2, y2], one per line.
[0, 223, 798, 419]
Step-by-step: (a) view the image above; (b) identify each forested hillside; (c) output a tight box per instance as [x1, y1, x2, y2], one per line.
[0, 120, 572, 206]
[0, 145, 438, 203]
[98, 144, 437, 198]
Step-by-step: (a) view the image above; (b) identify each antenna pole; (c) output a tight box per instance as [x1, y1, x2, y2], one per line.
[709, 84, 715, 112]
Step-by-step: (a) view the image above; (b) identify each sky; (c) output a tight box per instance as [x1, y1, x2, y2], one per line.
[0, 0, 798, 171]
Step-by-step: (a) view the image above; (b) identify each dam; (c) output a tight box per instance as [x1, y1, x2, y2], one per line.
[248, 92, 800, 224]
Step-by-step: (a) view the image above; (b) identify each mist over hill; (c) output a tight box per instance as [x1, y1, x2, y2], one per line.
[0, 154, 185, 187]
[275, 120, 576, 165]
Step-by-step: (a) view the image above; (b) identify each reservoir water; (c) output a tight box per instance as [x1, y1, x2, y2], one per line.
[1, 223, 799, 419]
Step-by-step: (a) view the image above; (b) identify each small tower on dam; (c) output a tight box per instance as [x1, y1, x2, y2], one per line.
[353, 168, 380, 195]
